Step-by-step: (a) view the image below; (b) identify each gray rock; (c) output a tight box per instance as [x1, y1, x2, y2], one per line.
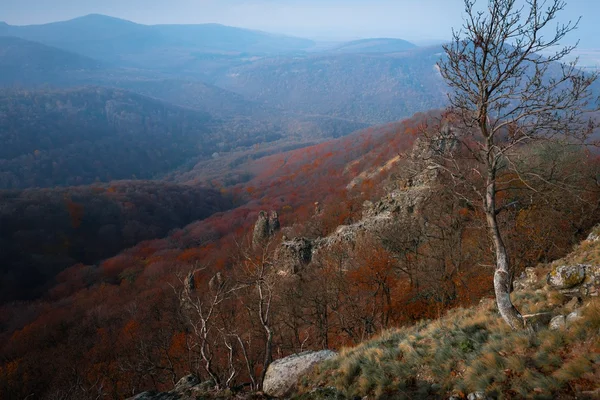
[208, 272, 224, 292]
[586, 226, 600, 242]
[126, 375, 214, 400]
[275, 237, 314, 274]
[566, 309, 584, 324]
[173, 374, 200, 392]
[263, 350, 337, 398]
[467, 391, 490, 400]
[127, 391, 178, 400]
[581, 265, 600, 297]
[549, 315, 566, 330]
[252, 210, 280, 248]
[547, 264, 586, 290]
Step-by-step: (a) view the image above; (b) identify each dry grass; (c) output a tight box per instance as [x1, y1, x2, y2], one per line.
[297, 295, 600, 400]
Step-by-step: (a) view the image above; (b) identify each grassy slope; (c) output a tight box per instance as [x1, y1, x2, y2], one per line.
[298, 239, 600, 400]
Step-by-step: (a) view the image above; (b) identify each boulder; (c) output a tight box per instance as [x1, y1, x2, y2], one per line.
[467, 392, 491, 400]
[262, 350, 337, 398]
[549, 315, 566, 331]
[566, 309, 584, 324]
[547, 264, 586, 290]
[127, 391, 178, 400]
[173, 374, 200, 392]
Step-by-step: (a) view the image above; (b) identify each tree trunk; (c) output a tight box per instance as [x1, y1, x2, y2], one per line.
[259, 326, 273, 390]
[485, 176, 524, 330]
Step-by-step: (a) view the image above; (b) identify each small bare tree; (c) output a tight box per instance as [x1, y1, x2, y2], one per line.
[436, 0, 598, 329]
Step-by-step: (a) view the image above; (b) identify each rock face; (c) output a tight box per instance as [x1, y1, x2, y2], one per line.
[274, 237, 314, 274]
[262, 350, 337, 398]
[252, 210, 280, 247]
[547, 264, 586, 289]
[126, 375, 212, 400]
[273, 137, 441, 274]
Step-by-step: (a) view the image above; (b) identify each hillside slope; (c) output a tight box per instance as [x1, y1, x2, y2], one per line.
[0, 181, 230, 302]
[299, 235, 600, 399]
[213, 46, 448, 124]
[0, 86, 367, 189]
[0, 14, 315, 69]
[1, 111, 598, 399]
[0, 36, 103, 86]
[329, 38, 417, 54]
[0, 87, 220, 188]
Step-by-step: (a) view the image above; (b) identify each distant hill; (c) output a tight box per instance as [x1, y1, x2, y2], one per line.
[329, 38, 417, 54]
[0, 14, 316, 69]
[0, 87, 218, 189]
[214, 46, 449, 124]
[108, 78, 268, 118]
[0, 36, 103, 86]
[0, 86, 366, 189]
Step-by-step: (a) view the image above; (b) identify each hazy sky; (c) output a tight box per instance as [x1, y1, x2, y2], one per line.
[1, 0, 598, 44]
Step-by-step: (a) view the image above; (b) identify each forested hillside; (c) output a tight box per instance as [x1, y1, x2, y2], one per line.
[0, 36, 103, 86]
[213, 47, 447, 123]
[1, 111, 598, 399]
[0, 180, 230, 302]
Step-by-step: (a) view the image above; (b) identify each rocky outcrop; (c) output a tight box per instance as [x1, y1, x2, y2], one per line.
[274, 237, 314, 274]
[586, 226, 600, 242]
[547, 264, 586, 290]
[127, 375, 210, 400]
[252, 210, 280, 247]
[547, 264, 599, 297]
[262, 350, 337, 398]
[208, 272, 224, 292]
[513, 267, 539, 291]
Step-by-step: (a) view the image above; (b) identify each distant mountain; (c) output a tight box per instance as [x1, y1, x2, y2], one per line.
[0, 14, 316, 69]
[214, 46, 448, 124]
[0, 36, 103, 86]
[329, 38, 417, 54]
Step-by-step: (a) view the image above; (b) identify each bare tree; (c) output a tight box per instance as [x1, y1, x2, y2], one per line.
[236, 238, 278, 390]
[177, 268, 233, 388]
[436, 0, 598, 329]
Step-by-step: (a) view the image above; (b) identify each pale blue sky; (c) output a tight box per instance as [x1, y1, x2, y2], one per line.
[0, 0, 597, 45]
